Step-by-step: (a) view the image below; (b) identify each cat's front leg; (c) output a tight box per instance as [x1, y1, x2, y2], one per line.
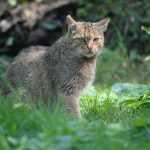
[64, 95, 81, 118]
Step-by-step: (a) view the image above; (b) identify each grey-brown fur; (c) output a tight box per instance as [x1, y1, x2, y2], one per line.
[3, 15, 109, 117]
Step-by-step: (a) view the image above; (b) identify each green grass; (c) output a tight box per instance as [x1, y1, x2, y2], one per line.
[96, 49, 150, 86]
[0, 52, 150, 150]
[0, 85, 150, 150]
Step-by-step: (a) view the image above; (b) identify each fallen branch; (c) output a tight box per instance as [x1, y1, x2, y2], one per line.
[0, 0, 76, 32]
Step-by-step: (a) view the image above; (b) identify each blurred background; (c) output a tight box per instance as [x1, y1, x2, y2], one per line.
[0, 0, 150, 86]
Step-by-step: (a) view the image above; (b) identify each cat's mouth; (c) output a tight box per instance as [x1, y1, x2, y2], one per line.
[82, 50, 102, 58]
[84, 53, 95, 58]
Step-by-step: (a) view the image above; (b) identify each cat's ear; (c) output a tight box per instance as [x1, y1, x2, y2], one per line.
[95, 17, 110, 32]
[67, 15, 77, 33]
[67, 15, 76, 26]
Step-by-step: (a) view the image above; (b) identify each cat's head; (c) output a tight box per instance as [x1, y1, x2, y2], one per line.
[67, 15, 109, 58]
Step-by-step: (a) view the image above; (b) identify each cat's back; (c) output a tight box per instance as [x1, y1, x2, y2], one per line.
[6, 46, 49, 86]
[13, 46, 48, 64]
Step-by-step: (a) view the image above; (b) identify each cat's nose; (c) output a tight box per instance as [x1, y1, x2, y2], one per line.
[87, 43, 93, 50]
[87, 45, 93, 50]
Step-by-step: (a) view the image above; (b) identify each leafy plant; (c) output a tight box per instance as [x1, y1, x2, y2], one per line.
[111, 83, 150, 109]
[141, 26, 150, 35]
[1, 82, 150, 149]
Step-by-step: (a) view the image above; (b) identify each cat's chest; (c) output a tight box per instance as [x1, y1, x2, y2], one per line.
[57, 60, 96, 95]
[79, 62, 96, 79]
[63, 59, 96, 80]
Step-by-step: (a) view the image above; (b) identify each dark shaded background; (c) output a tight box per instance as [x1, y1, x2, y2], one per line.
[0, 0, 150, 57]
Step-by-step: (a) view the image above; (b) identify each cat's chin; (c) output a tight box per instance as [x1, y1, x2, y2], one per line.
[82, 53, 97, 58]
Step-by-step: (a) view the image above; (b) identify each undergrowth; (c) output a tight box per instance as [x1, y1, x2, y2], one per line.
[0, 83, 150, 150]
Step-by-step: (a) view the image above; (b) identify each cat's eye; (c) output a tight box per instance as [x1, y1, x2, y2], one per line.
[78, 38, 86, 43]
[93, 38, 99, 42]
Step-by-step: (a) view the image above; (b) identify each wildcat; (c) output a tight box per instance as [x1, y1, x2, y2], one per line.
[3, 15, 109, 117]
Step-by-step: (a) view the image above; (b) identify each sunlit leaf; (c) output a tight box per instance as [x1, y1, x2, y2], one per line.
[8, 0, 17, 6]
[144, 56, 150, 61]
[6, 37, 14, 46]
[133, 118, 150, 127]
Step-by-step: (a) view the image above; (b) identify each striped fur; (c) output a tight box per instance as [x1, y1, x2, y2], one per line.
[4, 15, 109, 117]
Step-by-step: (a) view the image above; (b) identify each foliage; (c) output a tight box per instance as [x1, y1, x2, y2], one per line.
[1, 82, 150, 149]
[142, 26, 150, 35]
[95, 49, 150, 86]
[7, 0, 30, 6]
[76, 0, 150, 55]
[7, 0, 43, 6]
